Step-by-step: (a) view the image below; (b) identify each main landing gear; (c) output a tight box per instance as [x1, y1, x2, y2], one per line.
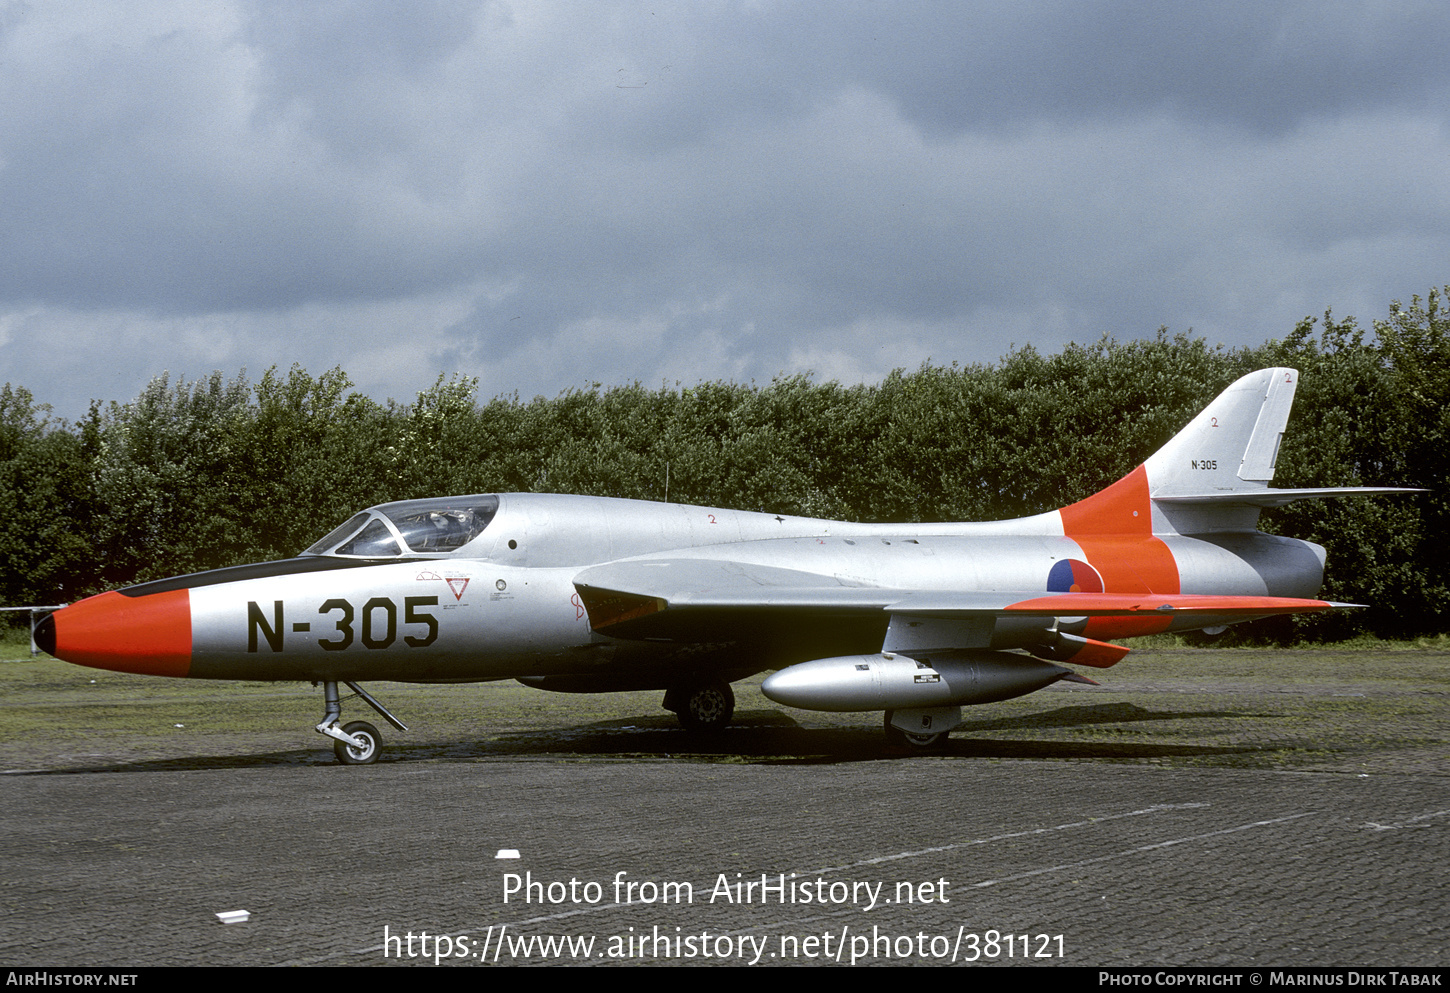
[663, 679, 735, 732]
[315, 681, 408, 765]
[882, 708, 959, 752]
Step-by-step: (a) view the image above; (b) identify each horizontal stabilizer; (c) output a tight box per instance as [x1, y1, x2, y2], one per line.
[1124, 368, 1424, 533]
[1154, 487, 1424, 508]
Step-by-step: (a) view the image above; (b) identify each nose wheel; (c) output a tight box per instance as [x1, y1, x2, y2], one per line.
[315, 682, 407, 765]
[334, 720, 381, 764]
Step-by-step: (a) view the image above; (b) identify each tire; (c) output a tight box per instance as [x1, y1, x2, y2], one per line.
[677, 681, 735, 732]
[1182, 626, 1229, 647]
[883, 711, 946, 751]
[334, 720, 381, 765]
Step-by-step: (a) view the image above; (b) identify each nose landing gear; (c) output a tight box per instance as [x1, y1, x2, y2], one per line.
[315, 681, 408, 765]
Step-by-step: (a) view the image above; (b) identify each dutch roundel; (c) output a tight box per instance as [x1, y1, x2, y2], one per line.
[1046, 558, 1105, 594]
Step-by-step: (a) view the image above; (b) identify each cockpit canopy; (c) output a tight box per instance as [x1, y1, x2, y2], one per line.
[302, 496, 500, 558]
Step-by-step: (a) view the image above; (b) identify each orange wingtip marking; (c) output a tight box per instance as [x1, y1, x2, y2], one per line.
[1008, 594, 1332, 615]
[51, 589, 192, 677]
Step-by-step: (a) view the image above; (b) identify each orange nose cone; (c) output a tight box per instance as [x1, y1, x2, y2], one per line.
[41, 589, 192, 677]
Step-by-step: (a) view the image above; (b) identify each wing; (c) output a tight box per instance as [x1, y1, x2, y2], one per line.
[572, 557, 1348, 665]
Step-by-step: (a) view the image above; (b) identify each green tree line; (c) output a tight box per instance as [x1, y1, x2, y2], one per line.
[3, 289, 1445, 640]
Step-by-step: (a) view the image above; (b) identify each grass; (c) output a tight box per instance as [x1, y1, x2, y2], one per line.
[3, 640, 1446, 774]
[0, 623, 38, 655]
[1130, 631, 1450, 651]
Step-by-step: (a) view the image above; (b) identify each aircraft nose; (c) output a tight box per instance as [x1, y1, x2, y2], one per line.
[41, 590, 193, 677]
[33, 611, 55, 656]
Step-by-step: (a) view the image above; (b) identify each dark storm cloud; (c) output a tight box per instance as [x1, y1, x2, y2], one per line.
[0, 2, 496, 315]
[797, 1, 1450, 135]
[561, 3, 1450, 144]
[241, 0, 483, 162]
[0, 2, 1446, 419]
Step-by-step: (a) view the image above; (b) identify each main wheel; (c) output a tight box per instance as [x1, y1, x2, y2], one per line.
[334, 720, 381, 765]
[883, 711, 946, 751]
[677, 681, 735, 732]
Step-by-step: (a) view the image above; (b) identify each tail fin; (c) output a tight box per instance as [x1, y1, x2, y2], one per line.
[1145, 367, 1297, 499]
[1063, 368, 1419, 537]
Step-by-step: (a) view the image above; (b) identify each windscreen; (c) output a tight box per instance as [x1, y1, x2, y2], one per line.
[302, 512, 371, 555]
[336, 519, 403, 557]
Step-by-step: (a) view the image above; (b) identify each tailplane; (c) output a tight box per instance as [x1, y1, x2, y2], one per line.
[1061, 367, 1420, 536]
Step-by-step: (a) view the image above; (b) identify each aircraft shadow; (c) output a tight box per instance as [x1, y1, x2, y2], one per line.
[959, 701, 1253, 731]
[16, 702, 1277, 774]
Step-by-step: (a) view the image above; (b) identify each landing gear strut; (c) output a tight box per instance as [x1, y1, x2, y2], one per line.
[315, 681, 408, 765]
[664, 680, 735, 732]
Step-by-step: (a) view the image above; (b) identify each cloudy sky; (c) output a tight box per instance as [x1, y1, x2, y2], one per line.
[2, 1, 1447, 420]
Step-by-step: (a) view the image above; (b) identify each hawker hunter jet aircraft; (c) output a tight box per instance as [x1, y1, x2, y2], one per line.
[38, 368, 1415, 762]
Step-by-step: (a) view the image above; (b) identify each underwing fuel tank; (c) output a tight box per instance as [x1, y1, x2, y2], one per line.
[760, 650, 1072, 713]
